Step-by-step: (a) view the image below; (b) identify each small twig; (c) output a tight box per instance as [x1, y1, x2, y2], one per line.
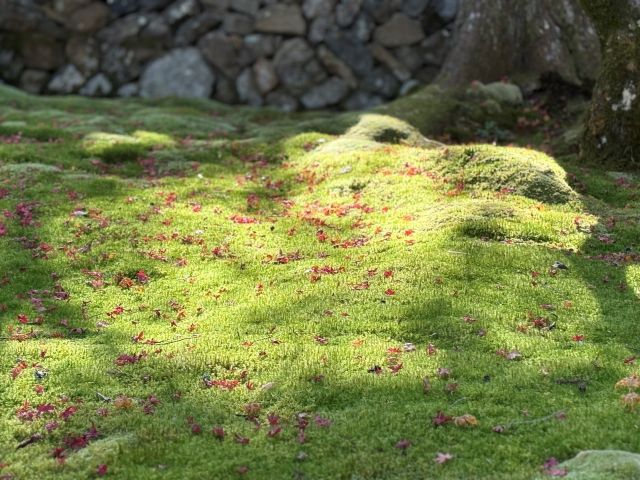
[150, 334, 200, 345]
[96, 392, 112, 402]
[16, 433, 42, 449]
[504, 411, 565, 430]
[449, 396, 467, 407]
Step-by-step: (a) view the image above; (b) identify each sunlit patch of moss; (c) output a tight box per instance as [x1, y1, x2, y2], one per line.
[435, 145, 577, 204]
[126, 110, 236, 138]
[344, 113, 441, 147]
[82, 131, 175, 162]
[425, 199, 587, 245]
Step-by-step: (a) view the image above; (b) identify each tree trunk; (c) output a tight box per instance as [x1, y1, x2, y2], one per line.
[580, 0, 640, 169]
[437, 0, 601, 90]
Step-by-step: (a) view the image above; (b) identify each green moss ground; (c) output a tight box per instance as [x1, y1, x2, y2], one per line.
[0, 84, 639, 479]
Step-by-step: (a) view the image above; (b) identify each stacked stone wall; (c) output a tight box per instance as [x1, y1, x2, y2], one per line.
[0, 0, 458, 109]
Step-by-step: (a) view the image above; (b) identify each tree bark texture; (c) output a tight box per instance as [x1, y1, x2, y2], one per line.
[437, 0, 601, 90]
[580, 0, 640, 169]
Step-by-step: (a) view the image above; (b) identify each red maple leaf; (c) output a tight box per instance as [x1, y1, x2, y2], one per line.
[432, 411, 452, 427]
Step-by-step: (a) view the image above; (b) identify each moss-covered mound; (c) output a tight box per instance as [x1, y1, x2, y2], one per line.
[536, 451, 640, 479]
[376, 82, 524, 141]
[434, 145, 577, 204]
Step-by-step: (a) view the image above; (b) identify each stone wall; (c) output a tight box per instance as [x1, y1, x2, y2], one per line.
[0, 0, 458, 110]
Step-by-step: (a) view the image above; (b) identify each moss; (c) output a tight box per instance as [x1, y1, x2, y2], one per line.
[63, 434, 136, 476]
[3, 75, 640, 480]
[377, 84, 524, 142]
[377, 85, 460, 136]
[472, 82, 524, 105]
[0, 162, 62, 174]
[436, 145, 577, 203]
[82, 130, 175, 162]
[0, 122, 70, 141]
[535, 450, 640, 479]
[344, 113, 441, 147]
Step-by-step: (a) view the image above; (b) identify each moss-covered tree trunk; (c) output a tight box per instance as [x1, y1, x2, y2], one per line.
[437, 0, 601, 89]
[580, 0, 640, 169]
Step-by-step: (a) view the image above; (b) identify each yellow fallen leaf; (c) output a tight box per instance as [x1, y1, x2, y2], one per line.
[615, 375, 640, 390]
[453, 414, 478, 427]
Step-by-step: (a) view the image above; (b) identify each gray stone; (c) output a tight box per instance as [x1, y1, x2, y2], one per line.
[374, 12, 424, 47]
[2, 56, 24, 83]
[302, 0, 335, 19]
[105, 0, 139, 16]
[97, 13, 147, 44]
[273, 38, 315, 67]
[131, 44, 164, 64]
[399, 78, 420, 96]
[230, 0, 259, 15]
[21, 35, 65, 70]
[343, 90, 383, 110]
[253, 58, 278, 94]
[431, 0, 457, 22]
[265, 90, 298, 112]
[66, 36, 99, 76]
[164, 0, 200, 24]
[362, 0, 400, 22]
[19, 69, 49, 94]
[101, 45, 141, 83]
[175, 11, 223, 46]
[48, 64, 85, 93]
[139, 47, 215, 98]
[67, 2, 110, 33]
[272, 38, 322, 95]
[360, 66, 399, 98]
[324, 29, 373, 76]
[198, 30, 252, 77]
[236, 68, 263, 106]
[401, 0, 429, 17]
[244, 34, 281, 59]
[79, 73, 113, 96]
[394, 45, 423, 72]
[335, 0, 362, 27]
[214, 75, 238, 103]
[53, 0, 91, 15]
[255, 5, 306, 35]
[301, 77, 349, 109]
[223, 13, 254, 35]
[0, 42, 23, 81]
[140, 0, 173, 10]
[117, 82, 139, 96]
[0, 1, 65, 36]
[308, 15, 333, 44]
[142, 13, 171, 39]
[0, 49, 14, 69]
[317, 45, 357, 88]
[352, 13, 375, 42]
[278, 59, 327, 95]
[200, 0, 229, 9]
[370, 43, 411, 81]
